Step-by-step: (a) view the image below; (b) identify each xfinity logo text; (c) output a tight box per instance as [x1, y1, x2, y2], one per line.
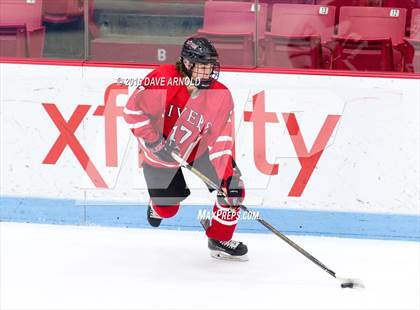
[42, 84, 340, 197]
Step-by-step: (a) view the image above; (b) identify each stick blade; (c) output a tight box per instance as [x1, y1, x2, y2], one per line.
[337, 276, 366, 289]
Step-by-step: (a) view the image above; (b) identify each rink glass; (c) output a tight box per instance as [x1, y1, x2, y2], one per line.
[0, 0, 419, 73]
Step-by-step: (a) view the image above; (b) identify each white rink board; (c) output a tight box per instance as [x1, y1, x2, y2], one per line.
[1, 63, 419, 215]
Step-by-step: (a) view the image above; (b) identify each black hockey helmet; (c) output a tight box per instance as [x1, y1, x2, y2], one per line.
[179, 37, 220, 89]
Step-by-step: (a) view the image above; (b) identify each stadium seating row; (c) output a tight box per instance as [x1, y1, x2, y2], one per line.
[1, 0, 419, 72]
[0, 0, 97, 58]
[230, 0, 419, 33]
[91, 1, 420, 72]
[194, 2, 416, 71]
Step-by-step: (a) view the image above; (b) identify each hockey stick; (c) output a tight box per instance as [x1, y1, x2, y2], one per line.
[171, 151, 365, 289]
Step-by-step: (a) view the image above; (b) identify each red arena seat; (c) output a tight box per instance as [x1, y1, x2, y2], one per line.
[196, 1, 268, 67]
[382, 0, 420, 35]
[208, 0, 316, 3]
[316, 0, 373, 5]
[42, 0, 84, 24]
[0, 0, 45, 58]
[257, 0, 315, 3]
[408, 8, 420, 40]
[316, 0, 380, 24]
[263, 4, 336, 68]
[404, 8, 420, 72]
[316, 0, 381, 9]
[330, 6, 407, 71]
[0, 25, 27, 57]
[204, 0, 379, 3]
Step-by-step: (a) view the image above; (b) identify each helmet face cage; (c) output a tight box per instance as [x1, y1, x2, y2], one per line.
[180, 37, 220, 89]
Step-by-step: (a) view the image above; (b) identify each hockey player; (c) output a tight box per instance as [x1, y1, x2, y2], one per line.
[123, 37, 247, 260]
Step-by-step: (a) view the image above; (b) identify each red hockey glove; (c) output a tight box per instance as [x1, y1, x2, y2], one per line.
[218, 176, 245, 207]
[145, 136, 179, 163]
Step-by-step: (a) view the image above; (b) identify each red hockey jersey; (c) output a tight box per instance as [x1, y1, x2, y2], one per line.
[124, 64, 235, 182]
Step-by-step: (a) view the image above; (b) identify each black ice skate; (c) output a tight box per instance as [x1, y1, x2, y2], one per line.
[147, 205, 163, 227]
[200, 219, 249, 262]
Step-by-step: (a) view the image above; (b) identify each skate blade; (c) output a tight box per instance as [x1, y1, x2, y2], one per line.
[210, 250, 249, 262]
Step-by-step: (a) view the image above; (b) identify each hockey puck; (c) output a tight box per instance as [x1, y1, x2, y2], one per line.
[341, 282, 354, 289]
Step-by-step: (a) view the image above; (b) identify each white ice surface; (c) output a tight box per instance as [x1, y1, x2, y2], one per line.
[1, 222, 419, 310]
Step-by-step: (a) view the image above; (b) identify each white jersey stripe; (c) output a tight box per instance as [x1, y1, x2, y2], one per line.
[215, 201, 232, 211]
[209, 150, 232, 161]
[128, 120, 150, 129]
[216, 136, 233, 143]
[212, 214, 238, 226]
[123, 107, 144, 115]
